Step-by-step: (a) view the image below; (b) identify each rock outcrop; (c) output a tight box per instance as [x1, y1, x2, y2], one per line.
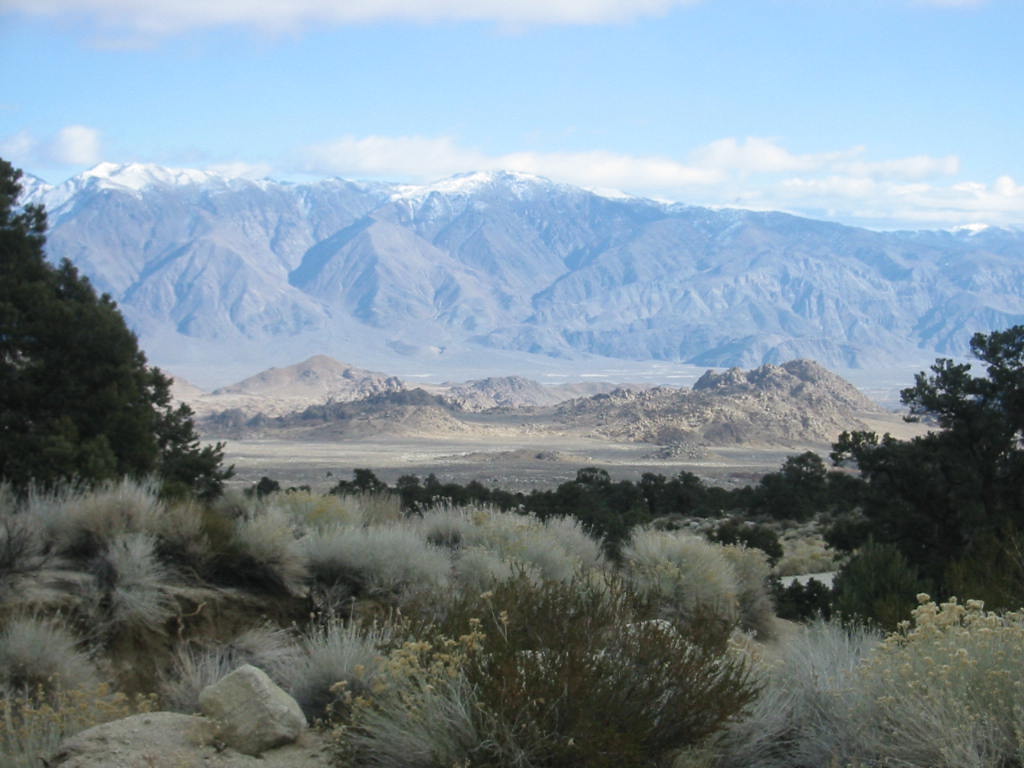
[198, 664, 307, 756]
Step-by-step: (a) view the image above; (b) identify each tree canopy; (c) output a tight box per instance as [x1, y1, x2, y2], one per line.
[0, 158, 231, 497]
[830, 326, 1024, 594]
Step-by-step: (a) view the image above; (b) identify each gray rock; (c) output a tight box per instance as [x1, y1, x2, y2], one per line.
[47, 711, 331, 768]
[199, 664, 307, 756]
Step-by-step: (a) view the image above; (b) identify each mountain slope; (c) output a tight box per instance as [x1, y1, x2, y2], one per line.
[26, 163, 1024, 379]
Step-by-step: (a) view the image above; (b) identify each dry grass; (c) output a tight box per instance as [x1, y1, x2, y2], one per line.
[0, 684, 156, 768]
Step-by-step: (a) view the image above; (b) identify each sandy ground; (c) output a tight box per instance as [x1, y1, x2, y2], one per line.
[218, 433, 811, 493]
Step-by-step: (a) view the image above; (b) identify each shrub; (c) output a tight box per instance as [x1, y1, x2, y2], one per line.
[225, 506, 307, 595]
[290, 619, 393, 721]
[301, 524, 450, 603]
[271, 491, 363, 532]
[334, 636, 485, 768]
[620, 528, 740, 624]
[720, 545, 775, 638]
[161, 624, 302, 713]
[0, 493, 45, 581]
[773, 577, 834, 622]
[832, 540, 927, 629]
[89, 532, 175, 638]
[451, 546, 516, 594]
[708, 519, 783, 566]
[376, 572, 756, 768]
[0, 617, 99, 695]
[715, 618, 880, 768]
[775, 528, 836, 577]
[0, 683, 156, 768]
[31, 478, 165, 560]
[856, 595, 1024, 768]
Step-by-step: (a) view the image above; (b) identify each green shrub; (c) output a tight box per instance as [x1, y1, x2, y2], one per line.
[832, 540, 927, 629]
[708, 519, 783, 566]
[359, 572, 757, 768]
[773, 577, 833, 622]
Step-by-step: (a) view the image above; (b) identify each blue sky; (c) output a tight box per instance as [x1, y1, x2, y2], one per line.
[1, 0, 1021, 229]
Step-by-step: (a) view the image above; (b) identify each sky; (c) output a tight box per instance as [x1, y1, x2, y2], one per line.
[1, 0, 1021, 230]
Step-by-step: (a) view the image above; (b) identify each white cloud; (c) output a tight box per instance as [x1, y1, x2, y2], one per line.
[3, 0, 701, 34]
[0, 125, 103, 168]
[204, 161, 274, 179]
[301, 133, 1019, 228]
[50, 125, 102, 165]
[0, 130, 37, 162]
[304, 135, 721, 190]
[837, 154, 960, 181]
[690, 137, 860, 174]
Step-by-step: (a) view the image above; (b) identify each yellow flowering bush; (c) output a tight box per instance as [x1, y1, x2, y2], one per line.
[0, 683, 156, 768]
[858, 594, 1024, 768]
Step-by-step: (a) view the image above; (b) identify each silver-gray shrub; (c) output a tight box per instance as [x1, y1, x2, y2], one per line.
[29, 478, 165, 559]
[161, 624, 302, 713]
[620, 528, 741, 624]
[230, 506, 308, 595]
[714, 618, 881, 768]
[0, 616, 100, 695]
[290, 620, 393, 720]
[301, 524, 451, 601]
[89, 532, 175, 637]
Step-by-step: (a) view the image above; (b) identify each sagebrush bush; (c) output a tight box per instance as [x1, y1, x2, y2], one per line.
[0, 617, 99, 695]
[291, 619, 393, 721]
[0, 684, 156, 768]
[430, 506, 606, 584]
[161, 624, 302, 713]
[715, 618, 880, 768]
[0, 506, 45, 581]
[720, 545, 775, 638]
[620, 528, 740, 624]
[30, 478, 165, 560]
[776, 529, 836, 577]
[226, 506, 307, 595]
[334, 634, 486, 768]
[451, 546, 516, 594]
[89, 532, 175, 638]
[302, 524, 450, 602]
[272, 491, 362, 532]
[332, 492, 403, 527]
[856, 595, 1024, 768]
[367, 572, 757, 768]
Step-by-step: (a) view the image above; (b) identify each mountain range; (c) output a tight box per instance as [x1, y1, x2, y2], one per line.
[23, 162, 1024, 386]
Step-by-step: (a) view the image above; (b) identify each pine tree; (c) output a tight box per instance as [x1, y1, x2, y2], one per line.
[0, 158, 231, 497]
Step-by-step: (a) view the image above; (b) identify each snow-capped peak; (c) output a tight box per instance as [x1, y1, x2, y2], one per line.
[390, 170, 554, 203]
[80, 162, 222, 191]
[952, 222, 991, 235]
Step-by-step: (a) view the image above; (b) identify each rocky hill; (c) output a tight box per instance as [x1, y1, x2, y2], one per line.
[553, 360, 883, 447]
[203, 359, 885, 449]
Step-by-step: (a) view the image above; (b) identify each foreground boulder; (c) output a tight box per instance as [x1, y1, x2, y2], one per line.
[199, 664, 307, 756]
[47, 711, 329, 767]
